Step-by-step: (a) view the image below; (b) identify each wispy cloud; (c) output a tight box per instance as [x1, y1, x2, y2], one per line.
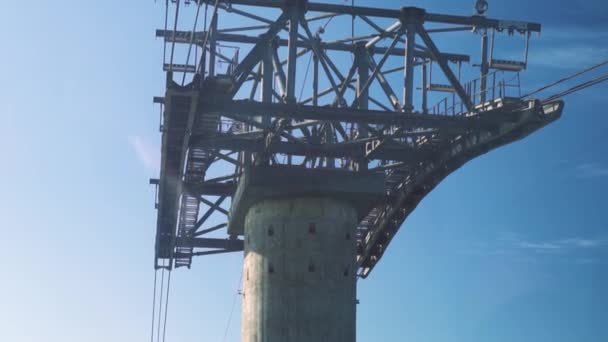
[457, 231, 607, 264]
[559, 238, 605, 248]
[576, 162, 608, 178]
[517, 241, 561, 251]
[128, 135, 160, 172]
[515, 237, 607, 254]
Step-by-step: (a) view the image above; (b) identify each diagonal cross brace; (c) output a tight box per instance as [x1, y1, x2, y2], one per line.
[230, 12, 289, 95]
[417, 24, 474, 112]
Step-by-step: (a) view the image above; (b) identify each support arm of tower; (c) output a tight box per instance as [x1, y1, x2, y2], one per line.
[156, 29, 471, 63]
[197, 99, 518, 129]
[189, 134, 426, 162]
[356, 99, 564, 277]
[195, 0, 541, 32]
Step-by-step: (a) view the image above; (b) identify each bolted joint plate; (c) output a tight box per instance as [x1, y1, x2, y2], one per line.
[228, 166, 385, 235]
[400, 7, 426, 25]
[281, 0, 308, 13]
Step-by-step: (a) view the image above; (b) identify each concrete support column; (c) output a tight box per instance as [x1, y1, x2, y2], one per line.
[242, 197, 358, 342]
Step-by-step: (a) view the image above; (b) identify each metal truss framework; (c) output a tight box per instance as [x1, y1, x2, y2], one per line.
[152, 0, 564, 277]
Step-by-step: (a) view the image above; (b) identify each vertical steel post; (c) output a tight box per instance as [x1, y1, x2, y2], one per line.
[312, 54, 319, 106]
[285, 4, 300, 103]
[355, 43, 370, 120]
[249, 42, 275, 166]
[480, 29, 489, 103]
[261, 43, 273, 126]
[285, 6, 299, 165]
[355, 42, 369, 171]
[421, 61, 428, 114]
[524, 32, 531, 66]
[271, 40, 287, 99]
[356, 44, 370, 111]
[312, 52, 319, 168]
[492, 71, 496, 100]
[199, 45, 207, 79]
[209, 12, 218, 77]
[401, 7, 425, 112]
[324, 126, 336, 169]
[404, 23, 416, 111]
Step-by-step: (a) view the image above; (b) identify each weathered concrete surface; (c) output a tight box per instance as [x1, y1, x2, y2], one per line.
[228, 165, 385, 235]
[242, 197, 358, 342]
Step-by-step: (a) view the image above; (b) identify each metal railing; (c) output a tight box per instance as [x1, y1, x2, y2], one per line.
[430, 70, 521, 116]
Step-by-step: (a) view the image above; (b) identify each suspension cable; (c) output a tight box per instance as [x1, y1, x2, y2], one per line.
[220, 271, 243, 342]
[150, 270, 158, 342]
[521, 59, 608, 99]
[322, 13, 335, 31]
[298, 53, 313, 102]
[181, 1, 203, 85]
[543, 73, 608, 103]
[162, 270, 173, 342]
[156, 268, 166, 342]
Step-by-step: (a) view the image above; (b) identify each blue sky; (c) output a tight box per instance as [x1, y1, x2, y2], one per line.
[1, 0, 607, 341]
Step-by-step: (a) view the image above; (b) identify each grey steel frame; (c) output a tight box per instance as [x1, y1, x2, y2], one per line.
[152, 0, 561, 277]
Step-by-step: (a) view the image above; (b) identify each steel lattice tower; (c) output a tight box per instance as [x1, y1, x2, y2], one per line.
[150, 1, 565, 340]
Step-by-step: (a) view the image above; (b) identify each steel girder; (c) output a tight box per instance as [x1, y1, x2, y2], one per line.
[152, 0, 558, 273]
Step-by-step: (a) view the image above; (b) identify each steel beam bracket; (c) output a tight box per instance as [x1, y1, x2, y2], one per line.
[282, 0, 307, 12]
[354, 40, 368, 56]
[399, 7, 426, 25]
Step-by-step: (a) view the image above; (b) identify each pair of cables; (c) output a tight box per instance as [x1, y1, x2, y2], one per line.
[150, 268, 172, 342]
[521, 60, 608, 102]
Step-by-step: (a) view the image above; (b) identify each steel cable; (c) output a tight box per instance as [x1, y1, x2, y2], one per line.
[521, 59, 608, 99]
[298, 52, 313, 102]
[543, 73, 608, 103]
[220, 271, 243, 342]
[162, 270, 172, 342]
[156, 268, 165, 342]
[150, 270, 158, 342]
